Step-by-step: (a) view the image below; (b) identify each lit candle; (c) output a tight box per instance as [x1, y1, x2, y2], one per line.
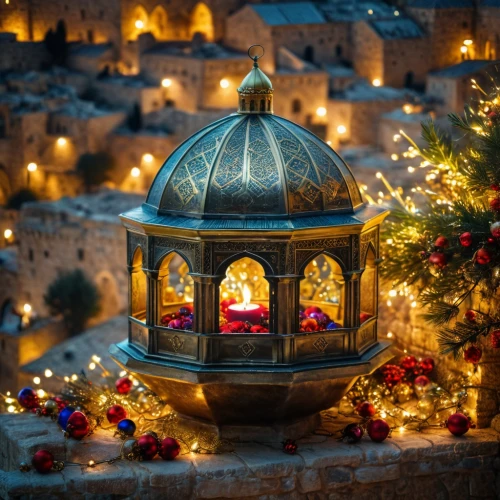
[226, 285, 262, 325]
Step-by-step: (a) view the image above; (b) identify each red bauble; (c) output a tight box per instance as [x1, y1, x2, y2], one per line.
[459, 232, 473, 247]
[66, 411, 90, 440]
[464, 310, 476, 322]
[159, 437, 181, 460]
[249, 325, 269, 333]
[434, 236, 449, 248]
[475, 248, 492, 265]
[490, 221, 500, 239]
[490, 197, 500, 212]
[419, 358, 435, 375]
[490, 330, 500, 349]
[342, 423, 364, 444]
[31, 450, 54, 474]
[381, 364, 406, 388]
[115, 377, 133, 395]
[463, 345, 482, 364]
[137, 434, 159, 460]
[300, 318, 319, 332]
[428, 251, 447, 268]
[283, 439, 298, 455]
[106, 404, 127, 424]
[367, 419, 390, 442]
[446, 412, 470, 436]
[487, 237, 495, 244]
[304, 306, 322, 316]
[17, 387, 40, 409]
[359, 312, 372, 324]
[356, 401, 376, 418]
[401, 355, 417, 371]
[414, 375, 430, 387]
[491, 184, 500, 191]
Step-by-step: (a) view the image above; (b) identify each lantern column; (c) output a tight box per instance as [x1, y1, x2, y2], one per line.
[191, 274, 224, 334]
[266, 275, 301, 335]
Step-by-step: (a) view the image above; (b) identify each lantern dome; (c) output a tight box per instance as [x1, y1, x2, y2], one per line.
[144, 47, 363, 220]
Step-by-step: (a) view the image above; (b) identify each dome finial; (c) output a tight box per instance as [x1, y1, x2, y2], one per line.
[237, 45, 273, 114]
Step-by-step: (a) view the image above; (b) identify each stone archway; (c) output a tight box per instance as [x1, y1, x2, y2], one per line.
[150, 5, 168, 40]
[189, 2, 214, 42]
[130, 4, 149, 40]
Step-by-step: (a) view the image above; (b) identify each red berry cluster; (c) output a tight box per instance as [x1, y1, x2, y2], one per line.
[282, 439, 298, 455]
[380, 355, 434, 389]
[220, 321, 269, 333]
[160, 305, 193, 331]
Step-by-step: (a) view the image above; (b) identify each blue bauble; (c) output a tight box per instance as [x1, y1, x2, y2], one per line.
[117, 418, 136, 436]
[17, 387, 39, 409]
[57, 406, 75, 430]
[326, 322, 338, 330]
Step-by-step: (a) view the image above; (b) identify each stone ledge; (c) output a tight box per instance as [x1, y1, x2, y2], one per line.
[0, 413, 499, 499]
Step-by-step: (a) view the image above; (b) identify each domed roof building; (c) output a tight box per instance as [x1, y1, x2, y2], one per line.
[112, 47, 391, 437]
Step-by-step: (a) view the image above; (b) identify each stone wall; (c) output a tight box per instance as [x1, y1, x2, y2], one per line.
[0, 413, 498, 499]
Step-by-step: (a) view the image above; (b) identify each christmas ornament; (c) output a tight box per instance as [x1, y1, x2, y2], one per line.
[446, 412, 470, 436]
[304, 306, 322, 316]
[249, 325, 269, 333]
[159, 437, 181, 460]
[300, 318, 319, 332]
[381, 364, 406, 388]
[137, 433, 159, 460]
[43, 399, 59, 414]
[490, 197, 500, 212]
[490, 330, 500, 349]
[359, 312, 372, 323]
[57, 407, 75, 430]
[463, 345, 482, 364]
[464, 310, 476, 322]
[367, 419, 390, 442]
[282, 439, 298, 455]
[475, 248, 492, 265]
[115, 377, 133, 395]
[490, 221, 500, 238]
[106, 405, 127, 424]
[459, 232, 473, 247]
[491, 183, 500, 191]
[428, 252, 447, 269]
[31, 450, 54, 474]
[65, 411, 90, 440]
[393, 382, 413, 403]
[414, 375, 430, 387]
[434, 236, 449, 248]
[401, 355, 417, 371]
[117, 419, 136, 436]
[341, 423, 364, 444]
[356, 401, 376, 418]
[419, 358, 435, 374]
[17, 387, 39, 409]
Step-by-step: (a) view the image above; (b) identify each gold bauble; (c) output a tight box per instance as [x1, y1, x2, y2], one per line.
[393, 383, 413, 403]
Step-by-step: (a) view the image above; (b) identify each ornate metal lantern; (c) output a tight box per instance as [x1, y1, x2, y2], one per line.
[111, 47, 391, 438]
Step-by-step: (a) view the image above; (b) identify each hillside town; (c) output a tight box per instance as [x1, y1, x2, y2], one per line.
[0, 0, 499, 392]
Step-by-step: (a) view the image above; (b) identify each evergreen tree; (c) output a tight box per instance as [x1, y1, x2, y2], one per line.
[44, 269, 101, 335]
[381, 82, 500, 360]
[44, 19, 68, 66]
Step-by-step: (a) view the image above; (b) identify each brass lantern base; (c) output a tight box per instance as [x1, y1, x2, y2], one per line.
[110, 340, 393, 439]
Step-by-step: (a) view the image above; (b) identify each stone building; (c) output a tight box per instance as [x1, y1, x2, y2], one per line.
[0, 33, 50, 72]
[15, 190, 143, 320]
[426, 60, 499, 114]
[477, 0, 500, 60]
[353, 18, 429, 88]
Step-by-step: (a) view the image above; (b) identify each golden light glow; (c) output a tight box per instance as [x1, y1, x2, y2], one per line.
[368, 9, 373, 14]
[316, 107, 327, 117]
[337, 125, 347, 134]
[23, 303, 32, 314]
[131, 167, 141, 178]
[89, 362, 96, 370]
[219, 79, 230, 89]
[57, 137, 67, 146]
[242, 284, 251, 306]
[135, 20, 144, 29]
[387, 332, 393, 338]
[4, 228, 12, 239]
[463, 39, 473, 46]
[460, 46, 468, 54]
[161, 78, 172, 88]
[27, 163, 37, 172]
[7, 405, 15, 413]
[391, 154, 399, 161]
[71, 374, 78, 381]
[92, 355, 101, 363]
[143, 153, 153, 163]
[403, 104, 413, 114]
[37, 389, 45, 398]
[44, 369, 53, 378]
[372, 79, 381, 87]
[394, 10, 399, 16]
[33, 377, 41, 385]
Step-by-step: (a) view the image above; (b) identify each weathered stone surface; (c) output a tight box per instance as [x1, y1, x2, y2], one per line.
[0, 413, 499, 499]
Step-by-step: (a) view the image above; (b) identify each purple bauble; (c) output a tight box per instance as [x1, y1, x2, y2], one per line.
[298, 311, 306, 321]
[326, 322, 338, 330]
[182, 320, 193, 331]
[188, 313, 194, 321]
[168, 319, 183, 329]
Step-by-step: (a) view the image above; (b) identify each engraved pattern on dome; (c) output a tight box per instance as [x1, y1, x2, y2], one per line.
[161, 117, 236, 213]
[206, 116, 283, 214]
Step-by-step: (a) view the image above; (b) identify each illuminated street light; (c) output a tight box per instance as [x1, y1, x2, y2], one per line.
[23, 303, 32, 314]
[316, 107, 327, 117]
[162, 78, 172, 88]
[219, 79, 230, 89]
[27, 163, 37, 172]
[372, 78, 381, 87]
[463, 39, 473, 46]
[461, 46, 468, 54]
[135, 20, 144, 29]
[143, 153, 153, 163]
[131, 167, 141, 178]
[4, 228, 12, 239]
[337, 125, 346, 134]
[57, 137, 67, 146]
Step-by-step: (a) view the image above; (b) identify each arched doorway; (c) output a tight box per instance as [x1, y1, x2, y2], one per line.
[300, 254, 344, 331]
[304, 45, 314, 63]
[130, 247, 147, 322]
[156, 251, 194, 329]
[189, 3, 214, 42]
[404, 71, 414, 89]
[360, 246, 377, 323]
[95, 271, 120, 320]
[150, 5, 168, 40]
[131, 4, 148, 40]
[219, 257, 269, 333]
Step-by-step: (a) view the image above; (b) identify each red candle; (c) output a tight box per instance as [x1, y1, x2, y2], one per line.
[226, 285, 262, 325]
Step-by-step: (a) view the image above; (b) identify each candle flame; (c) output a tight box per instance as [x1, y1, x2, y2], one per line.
[243, 284, 251, 307]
